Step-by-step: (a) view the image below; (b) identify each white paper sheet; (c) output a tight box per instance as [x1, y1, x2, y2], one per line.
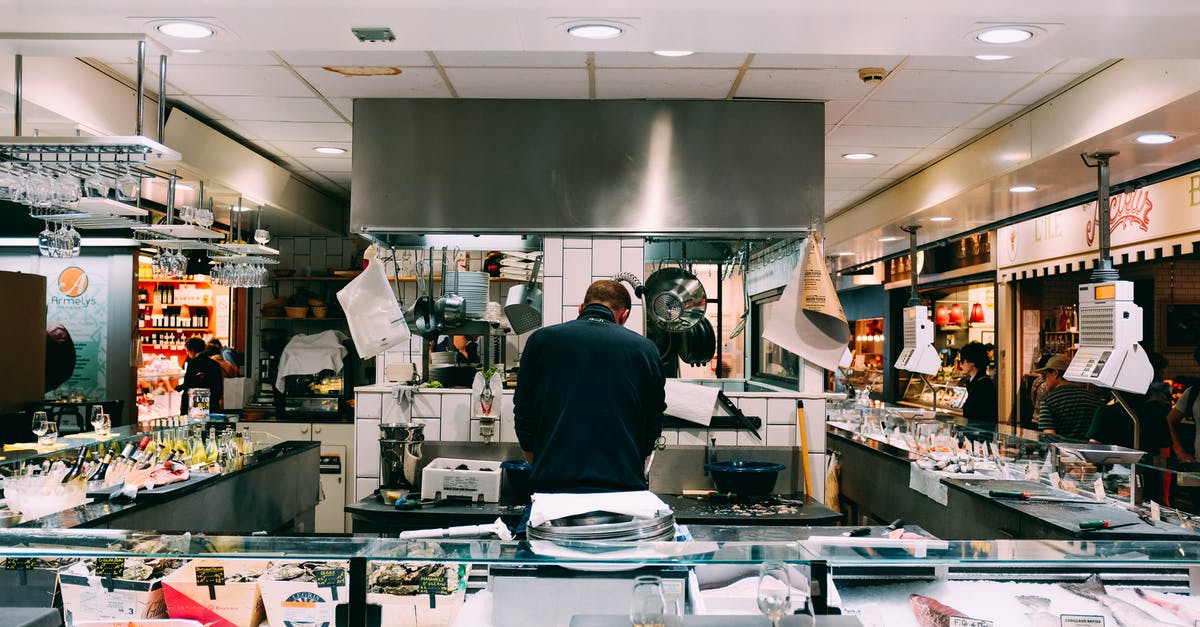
[762, 237, 850, 372]
[528, 491, 671, 528]
[664, 379, 720, 426]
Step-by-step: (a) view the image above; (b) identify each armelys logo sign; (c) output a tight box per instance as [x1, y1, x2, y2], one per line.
[57, 266, 88, 297]
[1084, 188, 1154, 246]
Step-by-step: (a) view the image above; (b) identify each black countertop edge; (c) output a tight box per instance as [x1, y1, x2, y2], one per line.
[239, 415, 354, 425]
[16, 440, 321, 530]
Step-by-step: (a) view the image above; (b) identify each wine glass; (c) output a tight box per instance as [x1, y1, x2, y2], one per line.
[90, 406, 111, 437]
[757, 562, 791, 627]
[83, 165, 109, 198]
[31, 411, 48, 440]
[37, 222, 54, 257]
[253, 228, 270, 245]
[39, 421, 58, 447]
[629, 575, 665, 627]
[115, 164, 140, 201]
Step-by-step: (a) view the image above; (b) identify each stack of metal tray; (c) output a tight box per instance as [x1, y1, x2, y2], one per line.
[528, 509, 676, 542]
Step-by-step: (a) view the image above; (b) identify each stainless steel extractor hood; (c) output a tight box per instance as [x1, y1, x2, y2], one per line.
[351, 99, 823, 236]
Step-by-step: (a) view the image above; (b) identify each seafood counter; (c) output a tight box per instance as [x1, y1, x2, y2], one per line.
[826, 415, 1200, 541]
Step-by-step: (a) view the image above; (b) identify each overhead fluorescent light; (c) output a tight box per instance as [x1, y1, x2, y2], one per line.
[929, 216, 953, 222]
[567, 23, 624, 39]
[176, 49, 205, 54]
[653, 50, 694, 57]
[879, 236, 900, 242]
[842, 153, 877, 160]
[157, 21, 215, 39]
[1009, 185, 1037, 193]
[314, 146, 347, 155]
[837, 252, 856, 256]
[975, 27, 1034, 44]
[1136, 133, 1176, 145]
[974, 54, 1012, 61]
[230, 204, 252, 213]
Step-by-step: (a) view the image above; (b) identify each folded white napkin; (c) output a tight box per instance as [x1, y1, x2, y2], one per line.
[664, 380, 720, 427]
[528, 490, 671, 528]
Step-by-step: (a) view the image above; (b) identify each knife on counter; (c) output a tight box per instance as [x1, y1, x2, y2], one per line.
[989, 490, 1100, 504]
[1079, 520, 1139, 531]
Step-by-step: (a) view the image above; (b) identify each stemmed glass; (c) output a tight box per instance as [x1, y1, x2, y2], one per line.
[195, 207, 214, 229]
[115, 164, 139, 201]
[37, 222, 54, 257]
[31, 411, 48, 441]
[253, 228, 270, 245]
[630, 575, 666, 627]
[39, 421, 58, 447]
[757, 562, 792, 627]
[91, 412, 111, 438]
[83, 165, 109, 198]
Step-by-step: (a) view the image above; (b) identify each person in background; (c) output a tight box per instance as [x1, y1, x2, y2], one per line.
[959, 341, 998, 431]
[1147, 352, 1172, 406]
[1167, 348, 1200, 462]
[179, 337, 224, 415]
[1087, 389, 1172, 503]
[1028, 353, 1055, 428]
[205, 338, 239, 378]
[514, 279, 666, 495]
[434, 334, 480, 365]
[1036, 353, 1103, 440]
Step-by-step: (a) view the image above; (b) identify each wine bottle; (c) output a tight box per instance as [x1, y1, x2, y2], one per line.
[60, 447, 88, 483]
[88, 449, 114, 481]
[127, 436, 151, 466]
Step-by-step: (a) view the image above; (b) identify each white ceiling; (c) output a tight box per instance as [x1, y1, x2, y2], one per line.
[3, 0, 1200, 256]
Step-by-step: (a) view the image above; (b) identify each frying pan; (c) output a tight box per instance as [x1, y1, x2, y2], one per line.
[681, 318, 716, 366]
[412, 248, 440, 338]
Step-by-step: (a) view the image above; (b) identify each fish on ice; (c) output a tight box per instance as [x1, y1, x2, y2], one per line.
[1134, 588, 1200, 623]
[910, 594, 968, 627]
[1017, 595, 1058, 627]
[1060, 574, 1186, 627]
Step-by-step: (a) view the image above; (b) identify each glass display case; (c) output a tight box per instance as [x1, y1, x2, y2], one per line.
[1, 529, 1200, 626]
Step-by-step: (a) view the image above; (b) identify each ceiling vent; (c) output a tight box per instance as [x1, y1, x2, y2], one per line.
[351, 27, 396, 43]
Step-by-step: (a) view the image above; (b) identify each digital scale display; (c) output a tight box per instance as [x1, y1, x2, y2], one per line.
[1094, 284, 1116, 300]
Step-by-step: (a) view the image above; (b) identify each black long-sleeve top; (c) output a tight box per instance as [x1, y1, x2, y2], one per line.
[513, 304, 666, 493]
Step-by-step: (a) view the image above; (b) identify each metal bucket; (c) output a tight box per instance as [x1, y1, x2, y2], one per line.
[379, 422, 425, 491]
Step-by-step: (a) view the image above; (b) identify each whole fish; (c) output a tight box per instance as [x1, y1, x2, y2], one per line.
[910, 594, 967, 627]
[1135, 588, 1200, 623]
[1016, 595, 1058, 627]
[1060, 574, 1186, 627]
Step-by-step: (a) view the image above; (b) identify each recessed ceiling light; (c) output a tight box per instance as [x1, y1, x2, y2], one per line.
[175, 49, 205, 54]
[842, 153, 877, 160]
[653, 50, 694, 57]
[567, 23, 624, 40]
[974, 54, 1012, 61]
[975, 27, 1034, 45]
[879, 236, 900, 242]
[1136, 133, 1176, 145]
[157, 21, 215, 39]
[314, 146, 347, 155]
[230, 204, 252, 213]
[1009, 185, 1037, 193]
[929, 216, 953, 222]
[837, 252, 856, 256]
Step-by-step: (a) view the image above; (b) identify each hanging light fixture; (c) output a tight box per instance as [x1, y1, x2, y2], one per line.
[949, 303, 964, 326]
[969, 302, 986, 324]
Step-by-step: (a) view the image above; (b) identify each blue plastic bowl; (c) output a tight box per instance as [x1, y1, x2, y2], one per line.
[703, 460, 785, 495]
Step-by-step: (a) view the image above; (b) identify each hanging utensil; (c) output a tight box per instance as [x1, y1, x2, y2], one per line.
[436, 246, 467, 329]
[643, 266, 707, 333]
[504, 255, 543, 334]
[413, 248, 440, 338]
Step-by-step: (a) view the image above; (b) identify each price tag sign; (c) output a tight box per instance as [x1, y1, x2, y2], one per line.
[314, 568, 346, 601]
[1093, 477, 1106, 501]
[4, 558, 37, 571]
[417, 573, 449, 596]
[94, 558, 126, 578]
[1151, 500, 1162, 522]
[1060, 614, 1104, 626]
[950, 618, 994, 627]
[195, 566, 226, 601]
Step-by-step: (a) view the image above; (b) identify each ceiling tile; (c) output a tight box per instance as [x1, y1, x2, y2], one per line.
[234, 121, 352, 142]
[167, 51, 282, 66]
[848, 100, 991, 127]
[826, 124, 954, 148]
[926, 127, 983, 150]
[961, 103, 1026, 129]
[1003, 73, 1083, 106]
[434, 51, 587, 67]
[194, 96, 343, 122]
[751, 54, 905, 70]
[825, 177, 877, 191]
[594, 52, 747, 69]
[826, 162, 897, 178]
[824, 146, 919, 165]
[824, 100, 857, 124]
[170, 96, 224, 121]
[295, 156, 353, 173]
[161, 65, 313, 97]
[293, 66, 450, 99]
[1049, 58, 1110, 74]
[904, 56, 1065, 73]
[277, 50, 433, 67]
[447, 68, 588, 99]
[737, 68, 872, 101]
[871, 69, 1040, 103]
[596, 68, 737, 99]
[330, 98, 354, 120]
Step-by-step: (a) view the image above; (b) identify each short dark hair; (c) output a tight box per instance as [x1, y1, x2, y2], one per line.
[583, 279, 632, 314]
[960, 341, 990, 370]
[185, 337, 207, 354]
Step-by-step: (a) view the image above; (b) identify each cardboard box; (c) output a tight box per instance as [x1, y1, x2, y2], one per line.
[259, 560, 350, 627]
[59, 572, 167, 623]
[367, 561, 465, 627]
[0, 557, 69, 607]
[368, 590, 466, 627]
[420, 458, 502, 502]
[162, 559, 269, 627]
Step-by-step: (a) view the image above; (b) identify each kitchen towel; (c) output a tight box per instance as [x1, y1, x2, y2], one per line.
[528, 490, 670, 528]
[664, 379, 720, 426]
[274, 330, 348, 391]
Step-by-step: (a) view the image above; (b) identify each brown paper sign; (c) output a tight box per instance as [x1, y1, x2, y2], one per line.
[799, 233, 850, 344]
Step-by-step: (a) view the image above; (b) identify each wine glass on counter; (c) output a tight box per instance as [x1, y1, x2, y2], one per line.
[31, 411, 48, 441]
[630, 575, 666, 627]
[757, 561, 792, 627]
[39, 421, 58, 447]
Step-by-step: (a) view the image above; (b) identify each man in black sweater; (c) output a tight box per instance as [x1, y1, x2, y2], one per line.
[514, 280, 666, 494]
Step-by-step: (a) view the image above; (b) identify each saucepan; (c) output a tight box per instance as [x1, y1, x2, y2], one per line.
[436, 247, 467, 329]
[643, 266, 707, 333]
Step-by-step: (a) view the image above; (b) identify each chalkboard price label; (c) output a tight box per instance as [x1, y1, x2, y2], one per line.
[94, 558, 126, 578]
[417, 573, 449, 595]
[4, 558, 37, 571]
[315, 567, 346, 601]
[195, 566, 226, 600]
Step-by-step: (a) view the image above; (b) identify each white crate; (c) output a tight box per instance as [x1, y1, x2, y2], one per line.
[420, 458, 502, 502]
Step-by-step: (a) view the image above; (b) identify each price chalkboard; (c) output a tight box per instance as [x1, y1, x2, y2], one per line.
[417, 573, 449, 595]
[4, 558, 37, 571]
[94, 558, 126, 578]
[315, 567, 346, 601]
[195, 566, 225, 600]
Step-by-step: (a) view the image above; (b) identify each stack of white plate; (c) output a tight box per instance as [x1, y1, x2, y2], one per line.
[445, 271, 490, 317]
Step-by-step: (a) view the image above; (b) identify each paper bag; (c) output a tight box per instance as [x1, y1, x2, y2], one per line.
[762, 233, 851, 371]
[337, 258, 411, 359]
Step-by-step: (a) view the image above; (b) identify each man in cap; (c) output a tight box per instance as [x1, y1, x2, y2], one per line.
[1035, 353, 1103, 441]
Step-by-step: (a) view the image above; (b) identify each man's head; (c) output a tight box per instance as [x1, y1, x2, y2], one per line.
[1034, 353, 1072, 391]
[185, 337, 207, 358]
[205, 338, 223, 357]
[580, 280, 633, 326]
[959, 341, 990, 375]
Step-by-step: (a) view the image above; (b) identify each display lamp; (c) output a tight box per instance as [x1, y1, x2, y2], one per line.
[969, 303, 986, 324]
